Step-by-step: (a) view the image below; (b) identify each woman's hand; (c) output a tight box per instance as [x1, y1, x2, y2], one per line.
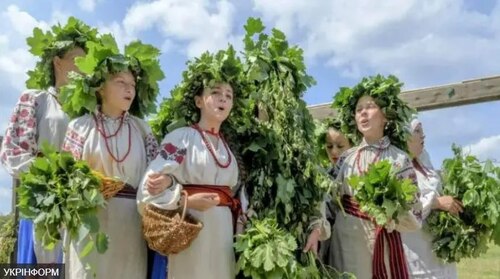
[185, 193, 220, 211]
[146, 172, 172, 195]
[437, 196, 463, 215]
[303, 227, 321, 256]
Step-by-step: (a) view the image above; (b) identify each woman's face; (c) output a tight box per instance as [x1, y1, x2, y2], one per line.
[99, 71, 136, 114]
[325, 128, 351, 164]
[355, 95, 387, 139]
[408, 123, 425, 158]
[53, 46, 86, 86]
[196, 83, 234, 123]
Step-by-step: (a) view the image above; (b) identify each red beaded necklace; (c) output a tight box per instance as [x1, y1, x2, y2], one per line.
[192, 123, 232, 168]
[93, 113, 132, 163]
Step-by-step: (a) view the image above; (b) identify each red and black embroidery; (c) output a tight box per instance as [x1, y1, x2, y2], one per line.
[160, 143, 187, 164]
[145, 133, 159, 164]
[1, 92, 38, 161]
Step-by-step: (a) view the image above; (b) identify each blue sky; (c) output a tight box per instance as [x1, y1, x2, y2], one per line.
[1, 0, 499, 214]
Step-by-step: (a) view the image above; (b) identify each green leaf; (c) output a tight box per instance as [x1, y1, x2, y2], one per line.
[244, 18, 265, 37]
[95, 232, 109, 254]
[79, 240, 94, 258]
[263, 244, 275, 271]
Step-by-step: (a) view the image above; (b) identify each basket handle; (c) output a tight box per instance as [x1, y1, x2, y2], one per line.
[180, 190, 189, 221]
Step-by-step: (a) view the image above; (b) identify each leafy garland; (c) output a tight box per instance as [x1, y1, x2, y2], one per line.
[332, 75, 415, 151]
[238, 17, 330, 236]
[149, 45, 251, 142]
[233, 18, 335, 277]
[26, 16, 101, 90]
[59, 35, 165, 119]
[17, 143, 108, 257]
[348, 160, 418, 226]
[425, 145, 500, 262]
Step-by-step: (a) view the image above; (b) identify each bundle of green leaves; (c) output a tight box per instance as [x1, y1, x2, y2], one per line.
[348, 160, 418, 226]
[235, 218, 299, 279]
[26, 16, 101, 90]
[425, 145, 500, 263]
[59, 35, 165, 119]
[238, 17, 332, 236]
[234, 218, 355, 279]
[232, 18, 335, 277]
[332, 75, 415, 152]
[17, 143, 108, 258]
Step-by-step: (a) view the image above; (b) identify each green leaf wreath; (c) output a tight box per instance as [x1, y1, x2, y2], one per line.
[59, 35, 165, 119]
[26, 16, 101, 90]
[332, 75, 415, 151]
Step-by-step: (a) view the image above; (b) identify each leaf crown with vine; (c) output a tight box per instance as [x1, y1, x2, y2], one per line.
[332, 74, 415, 151]
[150, 45, 248, 140]
[26, 17, 102, 90]
[59, 35, 165, 119]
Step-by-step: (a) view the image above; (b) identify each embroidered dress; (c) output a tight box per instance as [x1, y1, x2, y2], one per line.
[0, 88, 68, 263]
[138, 126, 239, 279]
[318, 166, 341, 266]
[401, 153, 457, 279]
[62, 110, 158, 279]
[331, 136, 423, 279]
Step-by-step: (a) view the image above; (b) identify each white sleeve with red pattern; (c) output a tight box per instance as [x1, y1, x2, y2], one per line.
[0, 92, 39, 177]
[61, 116, 92, 160]
[137, 128, 188, 214]
[394, 155, 423, 232]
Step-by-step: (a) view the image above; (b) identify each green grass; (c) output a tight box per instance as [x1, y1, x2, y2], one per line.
[458, 245, 500, 279]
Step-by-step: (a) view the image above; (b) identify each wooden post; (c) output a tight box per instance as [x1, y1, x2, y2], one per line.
[308, 75, 500, 120]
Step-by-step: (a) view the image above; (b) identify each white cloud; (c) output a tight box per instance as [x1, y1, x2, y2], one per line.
[4, 5, 49, 36]
[123, 0, 239, 57]
[98, 21, 137, 51]
[466, 135, 500, 163]
[0, 6, 42, 101]
[78, 0, 102, 12]
[252, 0, 500, 88]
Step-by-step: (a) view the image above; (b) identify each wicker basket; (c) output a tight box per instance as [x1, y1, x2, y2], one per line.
[92, 171, 125, 200]
[142, 191, 203, 256]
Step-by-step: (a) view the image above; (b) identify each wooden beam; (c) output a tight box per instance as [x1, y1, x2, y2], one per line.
[308, 75, 500, 120]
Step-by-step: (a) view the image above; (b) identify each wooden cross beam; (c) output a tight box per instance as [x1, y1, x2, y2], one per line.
[308, 75, 500, 120]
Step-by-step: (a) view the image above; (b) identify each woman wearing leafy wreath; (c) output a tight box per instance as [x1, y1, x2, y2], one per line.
[137, 47, 246, 279]
[0, 17, 102, 264]
[59, 36, 164, 278]
[402, 118, 460, 279]
[331, 75, 423, 279]
[304, 119, 352, 264]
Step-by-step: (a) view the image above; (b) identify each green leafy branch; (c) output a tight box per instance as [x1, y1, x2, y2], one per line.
[348, 160, 418, 226]
[17, 143, 109, 258]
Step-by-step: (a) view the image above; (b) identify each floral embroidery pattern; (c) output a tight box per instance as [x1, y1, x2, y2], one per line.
[160, 143, 187, 164]
[62, 128, 86, 159]
[145, 133, 159, 164]
[0, 92, 38, 164]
